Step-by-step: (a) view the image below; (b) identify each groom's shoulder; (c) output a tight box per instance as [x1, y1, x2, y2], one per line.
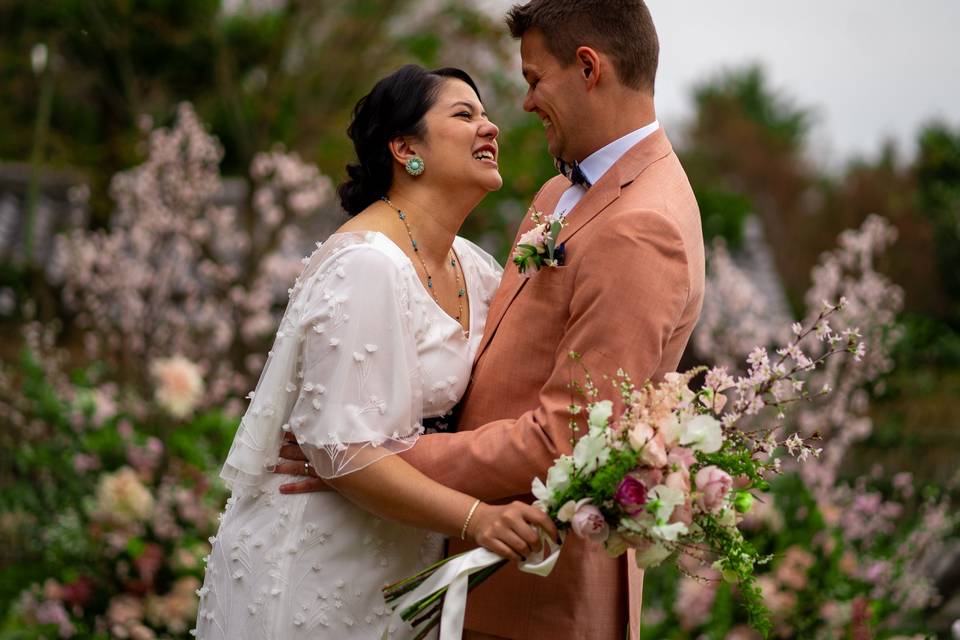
[616, 153, 699, 226]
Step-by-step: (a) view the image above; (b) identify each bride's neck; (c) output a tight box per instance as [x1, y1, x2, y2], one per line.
[383, 184, 477, 265]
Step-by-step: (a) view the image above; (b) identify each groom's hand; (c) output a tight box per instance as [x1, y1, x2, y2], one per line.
[274, 432, 334, 494]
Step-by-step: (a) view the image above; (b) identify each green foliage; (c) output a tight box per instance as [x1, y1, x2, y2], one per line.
[0, 350, 236, 633]
[693, 66, 811, 150]
[915, 121, 960, 321]
[694, 184, 753, 248]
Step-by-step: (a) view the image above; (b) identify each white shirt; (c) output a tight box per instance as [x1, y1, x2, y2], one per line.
[551, 120, 660, 218]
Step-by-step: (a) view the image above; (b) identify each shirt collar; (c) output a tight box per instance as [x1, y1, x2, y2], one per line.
[578, 120, 660, 186]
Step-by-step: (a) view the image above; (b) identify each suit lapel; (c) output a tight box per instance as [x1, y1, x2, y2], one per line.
[473, 177, 568, 361]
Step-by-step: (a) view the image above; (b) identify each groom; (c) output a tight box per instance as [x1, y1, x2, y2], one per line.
[282, 1, 703, 638]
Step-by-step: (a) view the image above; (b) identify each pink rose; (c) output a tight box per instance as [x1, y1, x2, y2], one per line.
[695, 465, 733, 513]
[670, 500, 694, 526]
[667, 446, 696, 471]
[664, 469, 691, 493]
[638, 430, 668, 468]
[614, 475, 648, 515]
[665, 471, 693, 525]
[628, 422, 654, 450]
[631, 422, 667, 468]
[516, 226, 546, 249]
[571, 500, 610, 544]
[634, 467, 663, 489]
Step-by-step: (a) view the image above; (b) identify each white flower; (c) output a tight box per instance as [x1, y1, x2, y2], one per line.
[531, 478, 551, 504]
[648, 484, 685, 523]
[634, 541, 672, 569]
[94, 467, 154, 525]
[557, 500, 578, 523]
[604, 530, 630, 557]
[658, 415, 683, 448]
[784, 433, 803, 456]
[532, 456, 575, 507]
[651, 521, 688, 542]
[717, 507, 738, 528]
[588, 400, 613, 430]
[679, 414, 723, 453]
[151, 355, 205, 418]
[573, 431, 610, 474]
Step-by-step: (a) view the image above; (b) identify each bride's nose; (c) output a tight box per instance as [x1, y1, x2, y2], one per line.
[478, 119, 499, 141]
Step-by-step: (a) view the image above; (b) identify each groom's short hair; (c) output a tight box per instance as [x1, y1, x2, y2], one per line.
[506, 0, 659, 92]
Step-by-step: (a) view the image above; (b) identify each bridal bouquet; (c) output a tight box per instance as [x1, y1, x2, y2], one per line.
[384, 300, 864, 639]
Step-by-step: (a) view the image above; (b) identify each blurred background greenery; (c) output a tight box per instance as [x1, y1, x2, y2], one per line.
[1, 1, 958, 638]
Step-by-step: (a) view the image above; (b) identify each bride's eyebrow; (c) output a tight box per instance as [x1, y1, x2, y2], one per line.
[449, 101, 488, 119]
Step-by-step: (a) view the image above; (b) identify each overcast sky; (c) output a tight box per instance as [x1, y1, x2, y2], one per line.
[480, 0, 960, 166]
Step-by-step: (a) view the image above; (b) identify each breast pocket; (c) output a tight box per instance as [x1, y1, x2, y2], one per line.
[521, 265, 571, 295]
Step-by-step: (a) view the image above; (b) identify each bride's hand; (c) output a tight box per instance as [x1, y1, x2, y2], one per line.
[274, 432, 334, 494]
[468, 502, 559, 562]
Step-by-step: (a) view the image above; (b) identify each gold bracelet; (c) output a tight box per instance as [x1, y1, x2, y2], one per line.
[460, 499, 481, 540]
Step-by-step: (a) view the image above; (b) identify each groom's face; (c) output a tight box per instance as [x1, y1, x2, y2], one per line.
[520, 29, 587, 162]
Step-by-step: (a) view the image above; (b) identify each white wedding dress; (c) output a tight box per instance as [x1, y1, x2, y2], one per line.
[194, 231, 502, 640]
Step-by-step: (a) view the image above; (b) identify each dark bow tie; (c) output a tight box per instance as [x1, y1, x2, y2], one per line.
[555, 158, 593, 189]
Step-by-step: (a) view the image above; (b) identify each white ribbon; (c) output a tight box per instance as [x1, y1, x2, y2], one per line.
[389, 535, 562, 640]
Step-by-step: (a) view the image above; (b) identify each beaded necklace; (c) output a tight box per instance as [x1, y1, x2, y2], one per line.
[380, 197, 468, 334]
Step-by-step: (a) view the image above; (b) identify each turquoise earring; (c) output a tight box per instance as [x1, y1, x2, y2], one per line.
[405, 156, 425, 176]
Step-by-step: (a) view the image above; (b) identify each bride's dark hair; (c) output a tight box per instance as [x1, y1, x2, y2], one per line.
[337, 64, 482, 216]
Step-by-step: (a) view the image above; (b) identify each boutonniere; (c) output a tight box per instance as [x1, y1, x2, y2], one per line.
[511, 207, 566, 276]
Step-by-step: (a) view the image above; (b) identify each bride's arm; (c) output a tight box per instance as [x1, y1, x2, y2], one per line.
[272, 434, 555, 559]
[328, 453, 556, 560]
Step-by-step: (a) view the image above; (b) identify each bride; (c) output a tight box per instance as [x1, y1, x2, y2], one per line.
[193, 65, 556, 640]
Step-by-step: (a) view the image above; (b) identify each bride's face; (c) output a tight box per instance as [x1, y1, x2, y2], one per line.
[417, 79, 502, 193]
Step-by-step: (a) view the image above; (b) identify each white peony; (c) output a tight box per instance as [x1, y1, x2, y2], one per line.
[679, 414, 723, 453]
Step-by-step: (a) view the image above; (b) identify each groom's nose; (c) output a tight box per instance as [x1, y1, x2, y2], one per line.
[522, 89, 536, 113]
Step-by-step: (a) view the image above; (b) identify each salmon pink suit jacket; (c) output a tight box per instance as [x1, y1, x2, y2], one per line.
[402, 128, 705, 640]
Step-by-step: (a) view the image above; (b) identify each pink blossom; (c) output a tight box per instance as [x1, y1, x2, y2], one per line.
[34, 600, 75, 637]
[775, 545, 815, 591]
[674, 576, 716, 630]
[695, 466, 732, 513]
[570, 501, 609, 544]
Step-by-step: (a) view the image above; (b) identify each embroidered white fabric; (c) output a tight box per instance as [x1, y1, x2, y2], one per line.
[197, 231, 501, 639]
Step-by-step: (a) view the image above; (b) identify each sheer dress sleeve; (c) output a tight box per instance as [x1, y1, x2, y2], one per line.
[286, 244, 424, 478]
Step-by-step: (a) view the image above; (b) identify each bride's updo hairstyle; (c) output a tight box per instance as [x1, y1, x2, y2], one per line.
[337, 64, 481, 216]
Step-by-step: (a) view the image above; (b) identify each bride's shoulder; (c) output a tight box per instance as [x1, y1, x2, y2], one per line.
[301, 231, 410, 283]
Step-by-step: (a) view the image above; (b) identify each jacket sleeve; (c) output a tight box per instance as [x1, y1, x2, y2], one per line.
[400, 209, 691, 500]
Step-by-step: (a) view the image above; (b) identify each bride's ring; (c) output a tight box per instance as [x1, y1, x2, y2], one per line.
[304, 462, 311, 476]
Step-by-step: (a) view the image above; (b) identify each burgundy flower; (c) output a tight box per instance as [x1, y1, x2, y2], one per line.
[615, 475, 648, 515]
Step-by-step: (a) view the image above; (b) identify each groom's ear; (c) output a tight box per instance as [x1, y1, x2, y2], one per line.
[575, 46, 601, 90]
